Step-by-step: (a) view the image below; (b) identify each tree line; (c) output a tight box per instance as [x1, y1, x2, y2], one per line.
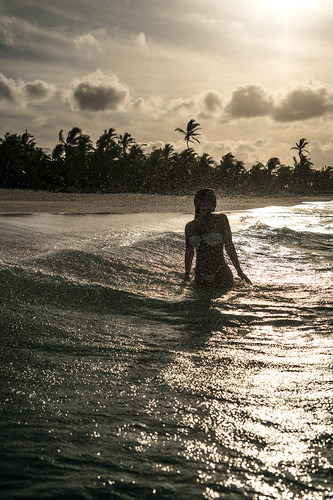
[0, 121, 332, 195]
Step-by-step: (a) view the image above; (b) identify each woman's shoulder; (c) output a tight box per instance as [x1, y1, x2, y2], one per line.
[211, 213, 230, 232]
[185, 219, 197, 232]
[213, 212, 229, 222]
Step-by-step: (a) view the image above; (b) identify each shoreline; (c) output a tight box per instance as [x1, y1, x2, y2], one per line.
[0, 188, 332, 214]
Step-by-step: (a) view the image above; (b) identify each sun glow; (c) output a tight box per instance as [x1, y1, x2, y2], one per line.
[256, 0, 315, 17]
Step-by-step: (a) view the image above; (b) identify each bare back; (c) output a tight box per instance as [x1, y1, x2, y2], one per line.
[185, 213, 234, 288]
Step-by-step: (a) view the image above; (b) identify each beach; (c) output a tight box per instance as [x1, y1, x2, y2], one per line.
[1, 190, 332, 499]
[1, 188, 331, 214]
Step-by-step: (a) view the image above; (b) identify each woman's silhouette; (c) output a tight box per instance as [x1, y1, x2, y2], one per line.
[185, 188, 252, 289]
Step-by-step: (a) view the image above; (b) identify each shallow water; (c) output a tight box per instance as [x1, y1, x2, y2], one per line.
[0, 201, 332, 499]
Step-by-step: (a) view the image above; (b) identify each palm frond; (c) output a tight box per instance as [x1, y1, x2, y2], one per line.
[189, 137, 200, 144]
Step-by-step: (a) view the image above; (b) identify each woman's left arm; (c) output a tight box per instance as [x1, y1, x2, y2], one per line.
[184, 224, 194, 281]
[222, 215, 252, 284]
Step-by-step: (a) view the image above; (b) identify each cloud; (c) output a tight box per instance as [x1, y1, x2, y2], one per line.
[200, 91, 224, 118]
[167, 96, 197, 116]
[199, 137, 270, 166]
[0, 15, 26, 48]
[69, 70, 131, 112]
[225, 84, 274, 118]
[135, 32, 147, 50]
[0, 14, 57, 50]
[157, 80, 333, 126]
[74, 33, 101, 57]
[0, 13, 85, 64]
[0, 73, 16, 101]
[273, 81, 333, 121]
[167, 90, 224, 119]
[0, 73, 55, 105]
[74, 33, 100, 49]
[310, 138, 333, 167]
[223, 81, 333, 123]
[132, 96, 163, 115]
[22, 80, 56, 102]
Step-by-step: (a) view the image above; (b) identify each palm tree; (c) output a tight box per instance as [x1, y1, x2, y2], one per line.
[293, 155, 314, 193]
[77, 133, 94, 187]
[162, 143, 175, 161]
[266, 157, 280, 175]
[192, 153, 215, 189]
[94, 128, 121, 191]
[0, 131, 48, 189]
[52, 127, 95, 189]
[290, 138, 310, 165]
[96, 128, 118, 153]
[118, 132, 135, 155]
[170, 148, 198, 193]
[21, 130, 37, 147]
[175, 119, 201, 149]
[248, 162, 266, 193]
[290, 139, 313, 193]
[52, 127, 82, 160]
[216, 152, 246, 192]
[312, 166, 333, 193]
[125, 144, 147, 192]
[266, 157, 281, 193]
[276, 164, 293, 193]
[199, 153, 215, 171]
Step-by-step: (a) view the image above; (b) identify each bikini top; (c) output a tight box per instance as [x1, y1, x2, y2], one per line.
[190, 232, 224, 249]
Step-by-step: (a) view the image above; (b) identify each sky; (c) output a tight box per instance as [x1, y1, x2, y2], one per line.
[1, 0, 333, 168]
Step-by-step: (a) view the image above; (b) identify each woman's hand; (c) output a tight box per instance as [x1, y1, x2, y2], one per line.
[238, 270, 252, 285]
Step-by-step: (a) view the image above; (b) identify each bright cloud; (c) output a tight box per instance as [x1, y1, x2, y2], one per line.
[74, 33, 101, 58]
[167, 90, 224, 120]
[132, 96, 163, 115]
[199, 136, 271, 167]
[135, 32, 147, 50]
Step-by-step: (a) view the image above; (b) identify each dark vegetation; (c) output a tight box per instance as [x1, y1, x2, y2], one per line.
[0, 122, 332, 195]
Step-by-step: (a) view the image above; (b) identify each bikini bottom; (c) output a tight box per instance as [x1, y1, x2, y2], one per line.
[195, 264, 234, 288]
[197, 269, 219, 283]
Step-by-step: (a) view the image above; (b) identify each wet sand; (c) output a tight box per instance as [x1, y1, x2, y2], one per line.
[1, 189, 331, 214]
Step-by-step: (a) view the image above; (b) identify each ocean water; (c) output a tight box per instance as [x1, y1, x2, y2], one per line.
[0, 200, 332, 499]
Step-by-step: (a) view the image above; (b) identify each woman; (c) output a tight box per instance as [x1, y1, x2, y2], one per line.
[185, 188, 252, 289]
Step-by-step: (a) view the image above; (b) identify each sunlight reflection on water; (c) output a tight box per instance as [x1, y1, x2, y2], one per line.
[159, 318, 332, 497]
[1, 201, 332, 499]
[242, 201, 333, 234]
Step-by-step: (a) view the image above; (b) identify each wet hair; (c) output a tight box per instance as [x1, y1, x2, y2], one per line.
[194, 188, 216, 219]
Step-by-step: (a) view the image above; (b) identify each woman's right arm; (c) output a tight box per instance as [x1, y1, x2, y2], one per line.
[222, 215, 252, 284]
[184, 224, 194, 281]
